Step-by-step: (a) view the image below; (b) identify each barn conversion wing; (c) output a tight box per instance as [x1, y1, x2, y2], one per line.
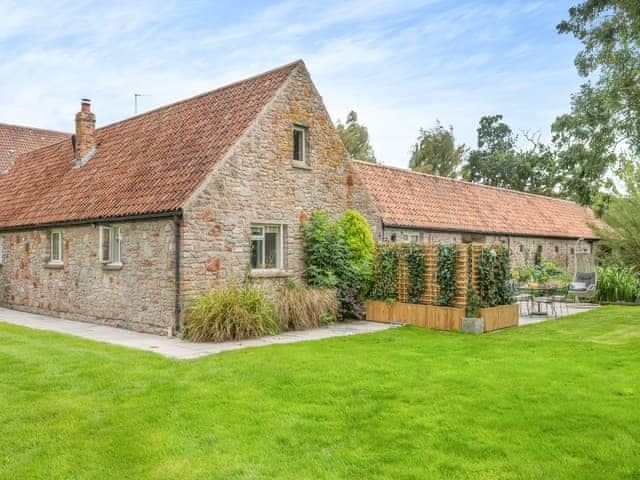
[353, 160, 601, 269]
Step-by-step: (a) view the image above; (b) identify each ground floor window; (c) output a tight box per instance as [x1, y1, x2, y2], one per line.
[251, 224, 283, 270]
[100, 225, 122, 265]
[50, 230, 63, 264]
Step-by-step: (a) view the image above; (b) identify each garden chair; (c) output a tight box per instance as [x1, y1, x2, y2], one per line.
[512, 281, 532, 316]
[568, 240, 597, 303]
[533, 293, 558, 318]
[550, 285, 571, 317]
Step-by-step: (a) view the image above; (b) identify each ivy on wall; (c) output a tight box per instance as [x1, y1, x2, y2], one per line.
[404, 244, 426, 304]
[466, 245, 481, 317]
[477, 245, 515, 307]
[496, 247, 514, 305]
[477, 247, 498, 307]
[436, 245, 457, 306]
[372, 243, 399, 301]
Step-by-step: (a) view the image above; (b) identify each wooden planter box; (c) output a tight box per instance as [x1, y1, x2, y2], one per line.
[479, 303, 519, 332]
[366, 301, 464, 331]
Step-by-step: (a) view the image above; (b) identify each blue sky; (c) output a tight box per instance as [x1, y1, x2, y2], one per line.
[0, 0, 581, 167]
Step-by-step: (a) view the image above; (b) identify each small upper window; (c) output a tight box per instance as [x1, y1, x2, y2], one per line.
[100, 226, 122, 265]
[251, 224, 283, 271]
[554, 245, 559, 253]
[0, 237, 4, 265]
[293, 126, 307, 163]
[50, 230, 63, 264]
[519, 245, 524, 253]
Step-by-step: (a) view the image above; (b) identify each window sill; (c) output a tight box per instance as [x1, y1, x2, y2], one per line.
[102, 263, 123, 271]
[45, 262, 64, 270]
[291, 161, 311, 170]
[249, 270, 292, 279]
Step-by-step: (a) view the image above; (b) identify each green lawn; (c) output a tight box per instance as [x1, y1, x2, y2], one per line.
[0, 307, 639, 479]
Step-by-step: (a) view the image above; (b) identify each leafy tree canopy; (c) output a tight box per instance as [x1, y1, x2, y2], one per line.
[336, 111, 377, 163]
[461, 115, 559, 196]
[553, 1, 640, 204]
[408, 121, 465, 178]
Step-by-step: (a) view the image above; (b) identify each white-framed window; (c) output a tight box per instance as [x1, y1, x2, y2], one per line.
[251, 224, 284, 271]
[50, 230, 63, 264]
[100, 225, 122, 265]
[293, 125, 307, 163]
[402, 233, 420, 243]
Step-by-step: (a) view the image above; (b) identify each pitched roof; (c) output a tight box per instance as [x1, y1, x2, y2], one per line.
[354, 161, 601, 239]
[0, 123, 69, 172]
[0, 61, 301, 229]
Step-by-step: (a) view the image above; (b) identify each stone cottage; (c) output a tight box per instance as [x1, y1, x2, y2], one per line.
[353, 160, 600, 272]
[0, 60, 371, 334]
[0, 60, 601, 335]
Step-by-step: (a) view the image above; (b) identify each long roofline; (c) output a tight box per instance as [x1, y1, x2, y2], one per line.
[0, 122, 69, 136]
[353, 159, 584, 207]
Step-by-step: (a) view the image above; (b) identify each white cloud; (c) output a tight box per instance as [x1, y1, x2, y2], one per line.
[0, 0, 581, 167]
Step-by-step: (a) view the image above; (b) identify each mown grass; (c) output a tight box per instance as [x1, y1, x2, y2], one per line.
[0, 306, 639, 479]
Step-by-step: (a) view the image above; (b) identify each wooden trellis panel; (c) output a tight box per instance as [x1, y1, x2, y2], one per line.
[380, 242, 506, 310]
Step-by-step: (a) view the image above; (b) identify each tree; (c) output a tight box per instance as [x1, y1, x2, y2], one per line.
[595, 192, 640, 269]
[336, 111, 377, 163]
[461, 115, 559, 195]
[553, 1, 640, 204]
[408, 122, 465, 177]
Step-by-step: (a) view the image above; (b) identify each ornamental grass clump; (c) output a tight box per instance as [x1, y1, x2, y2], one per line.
[185, 284, 278, 342]
[274, 280, 340, 331]
[595, 265, 640, 303]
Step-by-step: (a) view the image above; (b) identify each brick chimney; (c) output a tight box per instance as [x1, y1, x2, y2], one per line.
[74, 98, 96, 161]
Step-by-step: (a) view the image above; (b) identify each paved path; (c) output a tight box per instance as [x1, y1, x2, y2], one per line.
[0, 307, 394, 360]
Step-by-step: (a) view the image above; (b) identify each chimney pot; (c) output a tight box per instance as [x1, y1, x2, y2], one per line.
[81, 98, 91, 113]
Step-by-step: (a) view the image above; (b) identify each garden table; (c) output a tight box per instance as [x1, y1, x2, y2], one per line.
[518, 286, 561, 316]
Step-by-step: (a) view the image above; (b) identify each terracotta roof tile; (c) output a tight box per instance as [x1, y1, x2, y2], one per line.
[354, 161, 601, 239]
[0, 61, 300, 229]
[0, 123, 69, 172]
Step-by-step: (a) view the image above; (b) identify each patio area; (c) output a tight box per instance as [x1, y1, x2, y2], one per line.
[518, 302, 600, 326]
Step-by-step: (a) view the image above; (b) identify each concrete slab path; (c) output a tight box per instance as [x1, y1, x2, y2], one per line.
[0, 307, 395, 360]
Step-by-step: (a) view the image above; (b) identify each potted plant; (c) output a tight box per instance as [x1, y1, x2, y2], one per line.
[462, 281, 484, 334]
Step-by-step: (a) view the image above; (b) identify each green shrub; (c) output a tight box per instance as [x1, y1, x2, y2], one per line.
[372, 243, 399, 301]
[339, 210, 375, 295]
[274, 280, 339, 331]
[514, 261, 572, 285]
[595, 265, 640, 303]
[404, 243, 426, 304]
[301, 211, 361, 318]
[466, 281, 481, 317]
[339, 210, 375, 266]
[185, 284, 278, 342]
[436, 245, 457, 306]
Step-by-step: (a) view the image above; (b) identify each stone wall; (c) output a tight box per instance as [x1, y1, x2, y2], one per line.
[377, 226, 594, 273]
[179, 62, 364, 321]
[0, 219, 176, 334]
